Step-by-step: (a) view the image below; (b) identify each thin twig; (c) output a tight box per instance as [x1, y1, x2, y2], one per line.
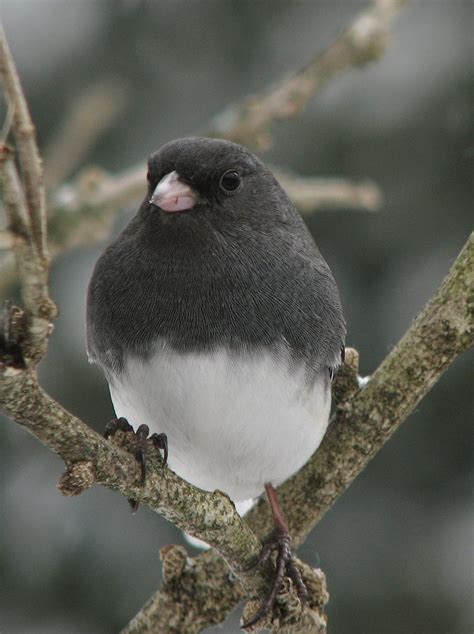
[205, 0, 408, 149]
[0, 29, 57, 364]
[0, 144, 31, 239]
[0, 146, 56, 363]
[47, 0, 403, 224]
[0, 23, 48, 260]
[0, 146, 52, 320]
[0, 168, 382, 301]
[47, 165, 381, 252]
[275, 170, 382, 213]
[1, 101, 14, 143]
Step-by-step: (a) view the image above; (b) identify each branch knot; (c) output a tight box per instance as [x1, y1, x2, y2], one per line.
[58, 460, 95, 496]
[160, 544, 189, 586]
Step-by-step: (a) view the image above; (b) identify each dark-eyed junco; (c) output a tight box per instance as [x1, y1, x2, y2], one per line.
[86, 137, 345, 626]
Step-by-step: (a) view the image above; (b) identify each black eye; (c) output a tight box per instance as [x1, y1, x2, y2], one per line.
[220, 170, 241, 193]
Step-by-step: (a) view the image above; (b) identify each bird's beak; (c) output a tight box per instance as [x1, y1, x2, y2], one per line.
[149, 170, 197, 212]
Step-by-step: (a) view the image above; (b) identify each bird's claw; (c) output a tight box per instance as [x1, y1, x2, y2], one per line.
[103, 417, 168, 512]
[241, 528, 308, 630]
[103, 416, 134, 438]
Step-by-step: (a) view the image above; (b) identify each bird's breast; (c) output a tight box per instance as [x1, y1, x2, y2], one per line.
[109, 345, 331, 501]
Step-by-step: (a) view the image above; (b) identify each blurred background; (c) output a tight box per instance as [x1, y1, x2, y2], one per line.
[0, 1, 472, 633]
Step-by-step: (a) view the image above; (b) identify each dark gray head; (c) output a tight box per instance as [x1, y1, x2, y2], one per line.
[141, 137, 297, 232]
[87, 137, 345, 377]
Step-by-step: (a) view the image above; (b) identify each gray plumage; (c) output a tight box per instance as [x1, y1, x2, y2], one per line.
[87, 137, 344, 374]
[86, 137, 345, 503]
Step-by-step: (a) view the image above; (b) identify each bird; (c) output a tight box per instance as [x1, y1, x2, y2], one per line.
[86, 136, 345, 627]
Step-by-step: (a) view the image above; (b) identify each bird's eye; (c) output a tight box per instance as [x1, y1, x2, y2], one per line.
[219, 170, 241, 193]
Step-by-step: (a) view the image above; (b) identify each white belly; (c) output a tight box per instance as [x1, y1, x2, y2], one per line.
[109, 346, 331, 502]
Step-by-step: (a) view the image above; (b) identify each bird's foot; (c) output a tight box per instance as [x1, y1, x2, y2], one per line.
[241, 484, 308, 630]
[103, 417, 168, 512]
[241, 527, 308, 630]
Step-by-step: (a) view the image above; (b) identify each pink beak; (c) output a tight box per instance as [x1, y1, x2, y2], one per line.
[149, 171, 197, 212]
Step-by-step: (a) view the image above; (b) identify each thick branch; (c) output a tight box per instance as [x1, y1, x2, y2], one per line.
[124, 233, 473, 632]
[246, 233, 473, 544]
[0, 370, 277, 602]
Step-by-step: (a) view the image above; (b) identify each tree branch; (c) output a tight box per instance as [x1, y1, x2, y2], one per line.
[246, 234, 473, 545]
[0, 144, 56, 362]
[45, 168, 381, 256]
[205, 0, 408, 149]
[274, 170, 382, 213]
[123, 233, 473, 632]
[0, 23, 48, 260]
[0, 168, 382, 302]
[47, 0, 400, 233]
[0, 370, 261, 573]
[0, 25, 57, 364]
[0, 365, 329, 632]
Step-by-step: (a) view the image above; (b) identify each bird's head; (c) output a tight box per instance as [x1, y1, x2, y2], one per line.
[143, 137, 291, 227]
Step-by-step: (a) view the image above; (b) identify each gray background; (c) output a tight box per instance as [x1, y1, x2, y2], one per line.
[1, 1, 472, 633]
